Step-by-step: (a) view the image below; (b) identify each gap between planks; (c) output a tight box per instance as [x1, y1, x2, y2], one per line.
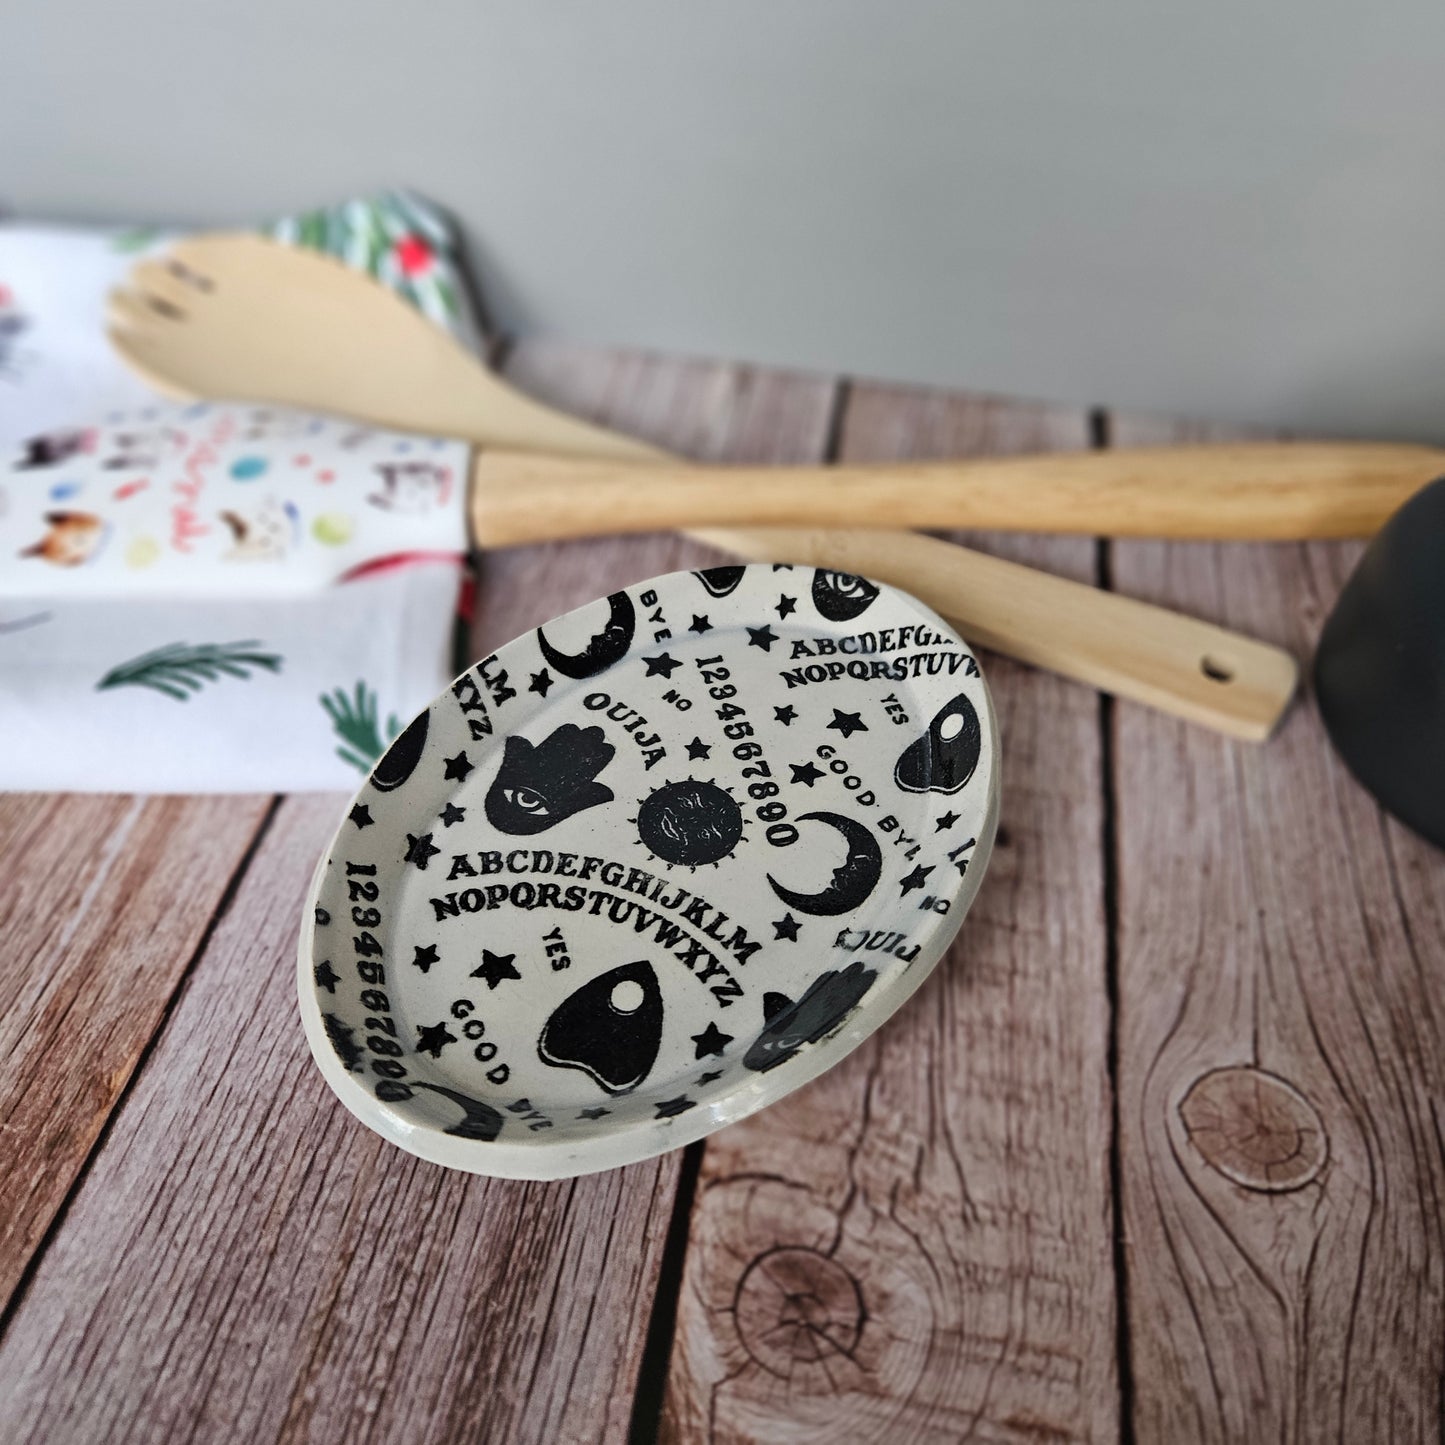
[658, 379, 1121, 1443]
[486, 340, 845, 1441]
[1091, 407, 1138, 1445]
[0, 792, 275, 1320]
[1107, 413, 1445, 1442]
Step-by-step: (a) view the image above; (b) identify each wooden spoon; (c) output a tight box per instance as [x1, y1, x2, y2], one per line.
[107, 233, 1299, 739]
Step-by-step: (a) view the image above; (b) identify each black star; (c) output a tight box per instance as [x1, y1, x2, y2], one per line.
[443, 750, 473, 781]
[776, 594, 797, 618]
[412, 943, 440, 973]
[314, 906, 330, 926]
[774, 704, 798, 726]
[655, 1095, 697, 1119]
[314, 960, 339, 993]
[935, 810, 960, 832]
[697, 1069, 724, 1085]
[349, 803, 373, 829]
[440, 801, 466, 827]
[772, 912, 801, 941]
[685, 736, 712, 761]
[578, 1106, 611, 1121]
[529, 668, 553, 697]
[689, 614, 712, 635]
[691, 1021, 733, 1059]
[747, 623, 778, 651]
[644, 652, 681, 678]
[415, 1021, 457, 1058]
[900, 863, 934, 895]
[827, 708, 868, 739]
[771, 563, 795, 571]
[405, 832, 440, 869]
[789, 760, 824, 787]
[471, 949, 521, 989]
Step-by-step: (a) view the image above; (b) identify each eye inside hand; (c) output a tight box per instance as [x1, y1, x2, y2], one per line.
[502, 786, 550, 817]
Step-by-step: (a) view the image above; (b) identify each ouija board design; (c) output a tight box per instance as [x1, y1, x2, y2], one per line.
[299, 564, 1000, 1178]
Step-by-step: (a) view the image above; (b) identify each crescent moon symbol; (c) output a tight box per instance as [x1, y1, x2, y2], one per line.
[411, 1081, 504, 1141]
[694, 565, 747, 597]
[371, 708, 429, 791]
[536, 591, 637, 680]
[767, 811, 882, 916]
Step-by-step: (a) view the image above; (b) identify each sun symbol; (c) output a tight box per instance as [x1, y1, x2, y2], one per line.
[631, 777, 748, 869]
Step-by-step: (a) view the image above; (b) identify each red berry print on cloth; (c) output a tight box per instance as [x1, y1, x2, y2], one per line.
[394, 234, 433, 277]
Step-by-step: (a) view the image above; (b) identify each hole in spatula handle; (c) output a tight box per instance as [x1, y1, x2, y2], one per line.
[1200, 654, 1235, 684]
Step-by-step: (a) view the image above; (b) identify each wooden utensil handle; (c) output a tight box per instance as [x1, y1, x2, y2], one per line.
[468, 443, 1445, 545]
[686, 526, 1298, 740]
[450, 375, 669, 464]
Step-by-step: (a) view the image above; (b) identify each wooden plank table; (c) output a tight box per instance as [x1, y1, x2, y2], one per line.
[0, 344, 1440, 1444]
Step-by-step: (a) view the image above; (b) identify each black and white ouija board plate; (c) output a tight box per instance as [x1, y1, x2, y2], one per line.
[298, 564, 1000, 1177]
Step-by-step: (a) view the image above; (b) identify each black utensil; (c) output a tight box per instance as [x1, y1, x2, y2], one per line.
[1315, 475, 1445, 848]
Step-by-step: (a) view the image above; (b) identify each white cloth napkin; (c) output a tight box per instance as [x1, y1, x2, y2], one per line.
[0, 404, 473, 792]
[0, 194, 485, 793]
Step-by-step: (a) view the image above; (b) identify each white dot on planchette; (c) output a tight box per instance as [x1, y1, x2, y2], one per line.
[611, 979, 646, 1014]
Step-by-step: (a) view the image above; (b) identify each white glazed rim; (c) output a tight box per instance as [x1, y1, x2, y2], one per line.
[297, 575, 1000, 1179]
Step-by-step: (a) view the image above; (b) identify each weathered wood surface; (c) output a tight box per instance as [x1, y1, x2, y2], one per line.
[1109, 413, 1445, 1441]
[2, 349, 1443, 1445]
[0, 792, 270, 1315]
[0, 794, 677, 1444]
[661, 383, 1121, 1443]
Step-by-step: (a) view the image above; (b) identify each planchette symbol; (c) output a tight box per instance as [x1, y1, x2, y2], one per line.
[537, 960, 665, 1095]
[894, 693, 981, 795]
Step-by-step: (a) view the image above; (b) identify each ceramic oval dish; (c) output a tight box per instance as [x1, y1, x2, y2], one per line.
[298, 564, 999, 1177]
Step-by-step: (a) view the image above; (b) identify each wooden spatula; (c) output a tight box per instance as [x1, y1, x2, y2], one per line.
[107, 233, 1299, 739]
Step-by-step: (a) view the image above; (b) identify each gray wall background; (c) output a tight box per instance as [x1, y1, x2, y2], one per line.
[8, 1, 1445, 438]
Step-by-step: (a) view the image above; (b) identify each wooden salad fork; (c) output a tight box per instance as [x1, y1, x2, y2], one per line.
[108, 233, 1302, 738]
[109, 240, 1443, 541]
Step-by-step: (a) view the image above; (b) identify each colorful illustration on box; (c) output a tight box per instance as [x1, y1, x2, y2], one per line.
[220, 497, 301, 561]
[19, 510, 110, 567]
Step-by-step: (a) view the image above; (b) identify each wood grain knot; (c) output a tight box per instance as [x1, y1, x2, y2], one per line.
[734, 1247, 865, 1375]
[1178, 1066, 1327, 1192]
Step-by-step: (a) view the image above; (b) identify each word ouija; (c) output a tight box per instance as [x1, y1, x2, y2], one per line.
[581, 691, 666, 770]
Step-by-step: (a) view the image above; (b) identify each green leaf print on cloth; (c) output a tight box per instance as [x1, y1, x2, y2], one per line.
[110, 228, 161, 254]
[321, 681, 401, 774]
[97, 641, 283, 700]
[266, 192, 476, 345]
[107, 192, 482, 351]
